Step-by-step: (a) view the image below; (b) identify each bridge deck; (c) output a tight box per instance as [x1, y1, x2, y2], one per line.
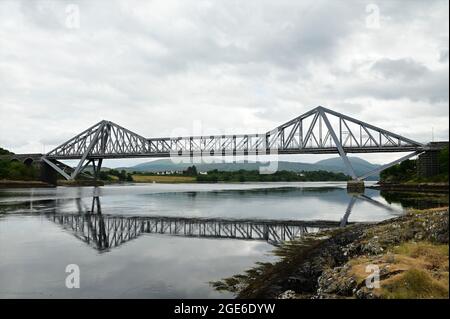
[44, 146, 424, 160]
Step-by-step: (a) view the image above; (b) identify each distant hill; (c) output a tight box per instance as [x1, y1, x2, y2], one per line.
[314, 157, 380, 179]
[120, 156, 381, 180]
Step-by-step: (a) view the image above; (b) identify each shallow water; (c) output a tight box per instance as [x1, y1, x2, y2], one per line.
[0, 182, 444, 298]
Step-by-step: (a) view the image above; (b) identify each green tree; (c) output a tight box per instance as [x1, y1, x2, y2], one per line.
[0, 147, 13, 155]
[0, 159, 38, 180]
[184, 166, 198, 176]
[439, 147, 449, 174]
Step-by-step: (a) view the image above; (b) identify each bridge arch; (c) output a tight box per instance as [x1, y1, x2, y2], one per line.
[23, 158, 34, 166]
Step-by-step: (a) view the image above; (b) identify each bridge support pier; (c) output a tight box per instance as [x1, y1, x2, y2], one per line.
[347, 180, 365, 193]
[91, 159, 103, 181]
[417, 151, 440, 178]
[40, 161, 58, 186]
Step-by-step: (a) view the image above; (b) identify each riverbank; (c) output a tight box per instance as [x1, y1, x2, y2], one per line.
[369, 182, 449, 194]
[211, 207, 449, 299]
[0, 179, 54, 188]
[57, 180, 105, 187]
[0, 179, 106, 188]
[132, 175, 196, 183]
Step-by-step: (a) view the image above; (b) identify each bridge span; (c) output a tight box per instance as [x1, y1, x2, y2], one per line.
[3, 106, 443, 186]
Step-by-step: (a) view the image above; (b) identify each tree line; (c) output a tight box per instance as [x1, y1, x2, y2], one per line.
[194, 167, 350, 183]
[0, 160, 39, 180]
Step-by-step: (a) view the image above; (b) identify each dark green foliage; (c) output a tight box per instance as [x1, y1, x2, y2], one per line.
[98, 169, 133, 182]
[438, 147, 448, 175]
[183, 165, 198, 176]
[196, 169, 350, 183]
[0, 147, 13, 155]
[0, 159, 38, 180]
[380, 147, 449, 182]
[380, 159, 417, 182]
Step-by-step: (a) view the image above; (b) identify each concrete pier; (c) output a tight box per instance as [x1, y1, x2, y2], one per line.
[347, 180, 365, 193]
[40, 161, 58, 185]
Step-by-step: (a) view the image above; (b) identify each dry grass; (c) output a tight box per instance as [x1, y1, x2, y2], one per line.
[382, 269, 448, 299]
[348, 241, 449, 299]
[132, 175, 196, 183]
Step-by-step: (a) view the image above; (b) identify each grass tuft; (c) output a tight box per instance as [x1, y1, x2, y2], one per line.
[382, 269, 448, 299]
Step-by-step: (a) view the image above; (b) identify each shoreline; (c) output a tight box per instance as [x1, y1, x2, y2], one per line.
[368, 182, 449, 194]
[0, 180, 54, 188]
[0, 179, 105, 188]
[212, 207, 449, 299]
[2, 179, 449, 192]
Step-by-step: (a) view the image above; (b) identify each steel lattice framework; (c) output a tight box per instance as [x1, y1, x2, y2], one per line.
[44, 192, 396, 251]
[48, 213, 327, 249]
[43, 106, 426, 180]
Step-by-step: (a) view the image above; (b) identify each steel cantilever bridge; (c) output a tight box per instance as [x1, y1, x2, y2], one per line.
[42, 106, 426, 181]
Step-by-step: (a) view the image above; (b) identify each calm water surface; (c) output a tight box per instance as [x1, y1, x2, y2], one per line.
[0, 182, 444, 298]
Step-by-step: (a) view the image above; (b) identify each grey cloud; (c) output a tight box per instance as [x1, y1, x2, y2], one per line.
[371, 58, 429, 80]
[359, 68, 448, 103]
[321, 58, 449, 104]
[0, 0, 448, 163]
[440, 49, 449, 63]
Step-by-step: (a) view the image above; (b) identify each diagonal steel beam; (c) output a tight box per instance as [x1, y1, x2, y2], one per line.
[46, 121, 104, 156]
[41, 157, 72, 180]
[342, 119, 360, 147]
[340, 196, 357, 227]
[356, 151, 422, 181]
[71, 122, 105, 179]
[357, 194, 400, 213]
[320, 109, 357, 179]
[284, 120, 300, 148]
[318, 106, 423, 147]
[302, 111, 320, 148]
[361, 125, 379, 147]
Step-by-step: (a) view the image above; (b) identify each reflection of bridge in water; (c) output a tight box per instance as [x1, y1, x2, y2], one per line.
[44, 193, 398, 252]
[48, 199, 340, 250]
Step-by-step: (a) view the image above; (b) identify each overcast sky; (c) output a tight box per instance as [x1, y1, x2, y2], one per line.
[0, 0, 448, 167]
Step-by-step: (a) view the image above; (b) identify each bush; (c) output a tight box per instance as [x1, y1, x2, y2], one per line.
[0, 147, 13, 155]
[0, 159, 38, 180]
[438, 147, 449, 174]
[97, 169, 134, 182]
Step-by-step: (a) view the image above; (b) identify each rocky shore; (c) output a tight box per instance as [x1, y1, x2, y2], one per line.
[212, 207, 449, 299]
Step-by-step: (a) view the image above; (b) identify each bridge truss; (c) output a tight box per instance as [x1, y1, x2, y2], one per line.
[43, 192, 396, 251]
[48, 212, 326, 249]
[43, 106, 425, 180]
